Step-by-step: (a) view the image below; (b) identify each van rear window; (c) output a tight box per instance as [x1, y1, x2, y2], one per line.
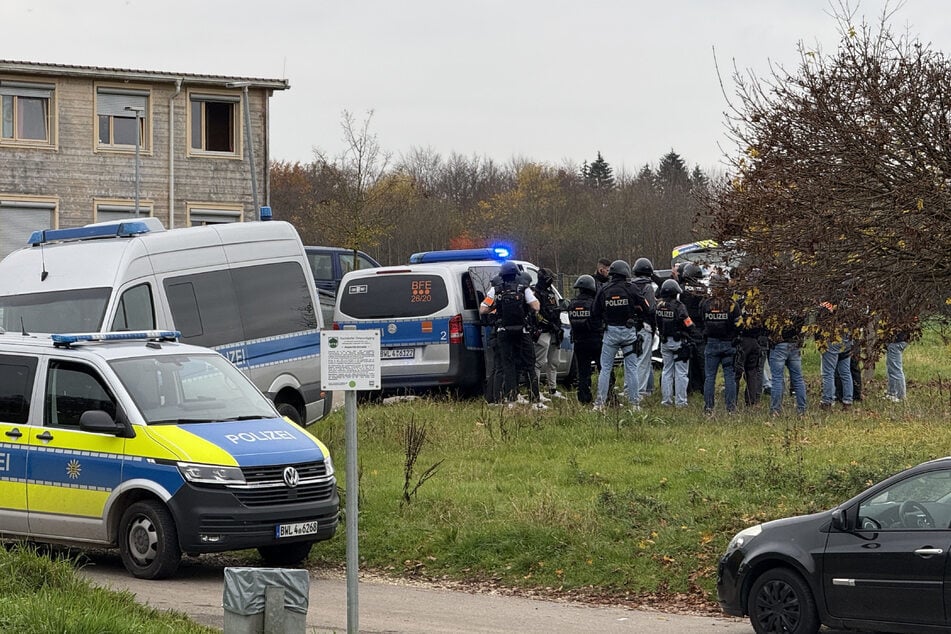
[339, 274, 448, 318]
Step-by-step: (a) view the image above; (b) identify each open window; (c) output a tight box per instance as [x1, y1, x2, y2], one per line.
[189, 92, 239, 156]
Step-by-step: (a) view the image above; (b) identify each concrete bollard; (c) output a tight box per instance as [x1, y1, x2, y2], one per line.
[222, 567, 309, 634]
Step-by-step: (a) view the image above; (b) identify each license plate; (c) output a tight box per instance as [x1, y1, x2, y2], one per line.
[275, 520, 319, 539]
[381, 347, 415, 359]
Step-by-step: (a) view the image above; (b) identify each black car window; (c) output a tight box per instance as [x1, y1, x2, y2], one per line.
[0, 354, 37, 424]
[859, 470, 951, 530]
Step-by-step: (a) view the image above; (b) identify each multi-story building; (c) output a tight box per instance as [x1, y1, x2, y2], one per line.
[0, 59, 289, 257]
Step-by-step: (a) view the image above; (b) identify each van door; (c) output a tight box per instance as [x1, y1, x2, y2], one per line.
[28, 359, 125, 541]
[0, 354, 38, 534]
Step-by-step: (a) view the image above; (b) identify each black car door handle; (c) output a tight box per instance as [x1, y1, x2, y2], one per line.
[4, 428, 22, 439]
[914, 547, 943, 557]
[35, 430, 54, 442]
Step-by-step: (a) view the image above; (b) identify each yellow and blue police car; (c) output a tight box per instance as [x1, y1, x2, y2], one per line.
[0, 330, 339, 579]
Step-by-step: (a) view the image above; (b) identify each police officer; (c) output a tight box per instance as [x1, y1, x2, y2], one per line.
[479, 262, 541, 406]
[698, 274, 742, 414]
[567, 274, 602, 404]
[654, 279, 697, 407]
[734, 286, 767, 407]
[679, 262, 707, 395]
[481, 274, 504, 403]
[532, 267, 566, 400]
[631, 258, 657, 399]
[591, 260, 649, 412]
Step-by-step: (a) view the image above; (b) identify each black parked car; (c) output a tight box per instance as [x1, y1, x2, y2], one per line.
[305, 246, 381, 293]
[718, 457, 951, 634]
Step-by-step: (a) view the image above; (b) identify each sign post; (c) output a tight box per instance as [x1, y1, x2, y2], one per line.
[320, 330, 381, 634]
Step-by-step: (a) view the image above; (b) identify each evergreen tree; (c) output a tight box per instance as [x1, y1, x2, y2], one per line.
[582, 152, 615, 189]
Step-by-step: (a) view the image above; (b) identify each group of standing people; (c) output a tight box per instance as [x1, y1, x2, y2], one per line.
[480, 257, 910, 414]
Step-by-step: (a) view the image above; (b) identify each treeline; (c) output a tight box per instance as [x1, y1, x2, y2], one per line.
[269, 146, 715, 274]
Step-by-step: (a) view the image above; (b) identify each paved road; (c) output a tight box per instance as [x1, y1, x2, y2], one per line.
[79, 553, 752, 633]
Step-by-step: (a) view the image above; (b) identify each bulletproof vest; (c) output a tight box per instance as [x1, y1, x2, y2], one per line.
[600, 279, 639, 326]
[680, 287, 705, 323]
[702, 296, 738, 340]
[568, 294, 596, 335]
[494, 280, 527, 330]
[656, 298, 681, 339]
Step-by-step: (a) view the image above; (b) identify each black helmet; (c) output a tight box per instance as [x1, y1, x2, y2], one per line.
[633, 257, 653, 277]
[659, 279, 682, 299]
[518, 271, 532, 285]
[682, 262, 703, 283]
[573, 274, 597, 293]
[608, 259, 631, 279]
[538, 267, 555, 285]
[500, 261, 519, 279]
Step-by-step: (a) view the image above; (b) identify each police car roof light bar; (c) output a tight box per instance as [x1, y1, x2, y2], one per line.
[408, 247, 512, 264]
[29, 220, 153, 247]
[51, 330, 181, 348]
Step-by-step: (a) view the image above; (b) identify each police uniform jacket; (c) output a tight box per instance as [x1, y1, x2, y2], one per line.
[698, 295, 742, 341]
[655, 298, 696, 342]
[592, 278, 647, 327]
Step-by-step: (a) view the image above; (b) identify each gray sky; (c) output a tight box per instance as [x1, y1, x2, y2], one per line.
[6, 1, 950, 175]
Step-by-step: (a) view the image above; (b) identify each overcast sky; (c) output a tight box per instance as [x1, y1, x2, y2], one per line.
[6, 1, 950, 175]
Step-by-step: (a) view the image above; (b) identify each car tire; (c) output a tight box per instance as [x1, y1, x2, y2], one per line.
[277, 401, 304, 427]
[748, 567, 819, 634]
[258, 540, 314, 567]
[118, 500, 181, 580]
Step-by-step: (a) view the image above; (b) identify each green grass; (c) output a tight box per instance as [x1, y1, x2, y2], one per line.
[309, 327, 951, 607]
[0, 545, 215, 633]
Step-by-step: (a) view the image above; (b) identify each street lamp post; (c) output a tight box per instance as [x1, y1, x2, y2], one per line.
[125, 106, 145, 216]
[225, 82, 259, 216]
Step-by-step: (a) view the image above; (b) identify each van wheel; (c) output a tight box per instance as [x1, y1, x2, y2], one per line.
[118, 501, 181, 579]
[277, 402, 304, 427]
[258, 541, 314, 567]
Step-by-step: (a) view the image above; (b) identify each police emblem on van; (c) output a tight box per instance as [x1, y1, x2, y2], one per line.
[387, 323, 398, 334]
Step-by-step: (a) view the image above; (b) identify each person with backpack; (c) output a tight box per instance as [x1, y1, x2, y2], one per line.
[479, 261, 542, 408]
[654, 279, 697, 408]
[532, 267, 566, 401]
[567, 274, 603, 404]
[591, 260, 650, 412]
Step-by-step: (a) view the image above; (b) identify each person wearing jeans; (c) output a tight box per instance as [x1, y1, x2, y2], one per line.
[769, 342, 807, 414]
[704, 337, 738, 413]
[886, 334, 909, 401]
[820, 340, 853, 407]
[698, 275, 742, 415]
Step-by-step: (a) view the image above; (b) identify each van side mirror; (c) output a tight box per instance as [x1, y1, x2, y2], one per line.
[80, 410, 126, 436]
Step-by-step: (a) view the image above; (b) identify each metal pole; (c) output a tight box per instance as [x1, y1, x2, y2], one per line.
[345, 389, 359, 634]
[241, 85, 259, 215]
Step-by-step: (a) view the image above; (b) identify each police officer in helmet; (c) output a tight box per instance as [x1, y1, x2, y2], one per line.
[591, 260, 650, 412]
[567, 274, 602, 404]
[679, 262, 707, 394]
[630, 257, 657, 399]
[654, 279, 697, 407]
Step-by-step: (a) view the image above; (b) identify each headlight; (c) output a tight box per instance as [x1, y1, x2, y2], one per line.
[324, 454, 335, 477]
[727, 524, 762, 551]
[178, 462, 246, 485]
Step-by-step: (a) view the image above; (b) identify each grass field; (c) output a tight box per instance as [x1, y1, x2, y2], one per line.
[308, 326, 951, 609]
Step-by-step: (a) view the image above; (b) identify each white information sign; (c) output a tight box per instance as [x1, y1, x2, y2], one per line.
[321, 330, 382, 391]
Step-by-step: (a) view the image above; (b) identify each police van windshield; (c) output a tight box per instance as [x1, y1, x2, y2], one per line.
[110, 353, 277, 425]
[0, 288, 110, 333]
[338, 274, 449, 319]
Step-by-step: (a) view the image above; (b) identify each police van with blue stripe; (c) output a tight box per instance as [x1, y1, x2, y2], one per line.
[332, 248, 573, 394]
[0, 219, 330, 426]
[0, 330, 338, 579]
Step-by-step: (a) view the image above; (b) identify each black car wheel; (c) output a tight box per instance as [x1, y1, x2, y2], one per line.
[748, 568, 819, 634]
[118, 500, 181, 580]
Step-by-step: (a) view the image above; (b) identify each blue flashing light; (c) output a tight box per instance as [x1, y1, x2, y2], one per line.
[29, 221, 152, 246]
[408, 247, 514, 264]
[51, 330, 181, 347]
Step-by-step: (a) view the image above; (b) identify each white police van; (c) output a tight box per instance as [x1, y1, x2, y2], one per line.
[0, 219, 329, 426]
[332, 248, 573, 394]
[0, 330, 338, 579]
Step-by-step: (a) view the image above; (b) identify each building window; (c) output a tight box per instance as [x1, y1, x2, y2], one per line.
[186, 203, 242, 226]
[94, 199, 154, 223]
[189, 92, 239, 155]
[96, 87, 149, 150]
[0, 81, 54, 145]
[0, 197, 56, 259]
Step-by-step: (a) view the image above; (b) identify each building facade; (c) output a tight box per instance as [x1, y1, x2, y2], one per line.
[0, 59, 288, 257]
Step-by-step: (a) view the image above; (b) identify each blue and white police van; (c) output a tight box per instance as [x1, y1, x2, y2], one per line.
[0, 219, 330, 426]
[332, 248, 573, 394]
[0, 330, 338, 579]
